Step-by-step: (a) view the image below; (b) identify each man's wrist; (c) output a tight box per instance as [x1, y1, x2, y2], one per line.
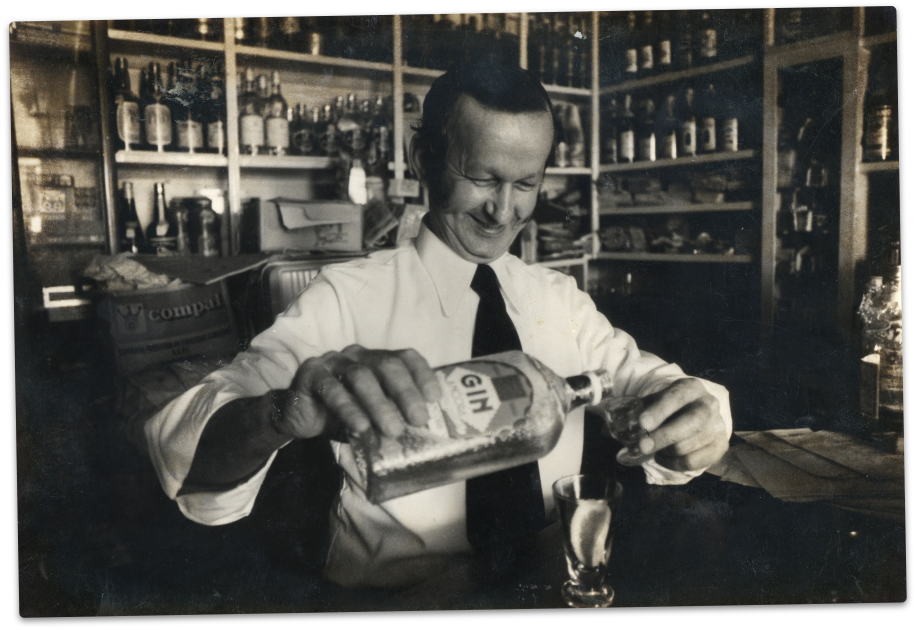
[266, 389, 294, 438]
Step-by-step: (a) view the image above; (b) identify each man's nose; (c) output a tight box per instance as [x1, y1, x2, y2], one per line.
[484, 185, 515, 225]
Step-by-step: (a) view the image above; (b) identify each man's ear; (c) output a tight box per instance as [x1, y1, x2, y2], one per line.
[407, 134, 429, 187]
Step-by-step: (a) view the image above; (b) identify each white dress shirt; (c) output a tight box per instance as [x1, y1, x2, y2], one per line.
[145, 222, 732, 588]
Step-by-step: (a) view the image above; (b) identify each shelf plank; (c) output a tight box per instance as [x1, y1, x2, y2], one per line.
[600, 201, 757, 215]
[859, 160, 899, 174]
[108, 28, 225, 53]
[599, 149, 757, 174]
[861, 31, 897, 48]
[115, 150, 228, 167]
[239, 155, 337, 170]
[544, 84, 592, 98]
[535, 256, 590, 268]
[594, 252, 754, 264]
[17, 148, 100, 160]
[600, 55, 757, 96]
[234, 44, 393, 74]
[403, 66, 445, 79]
[545, 166, 592, 176]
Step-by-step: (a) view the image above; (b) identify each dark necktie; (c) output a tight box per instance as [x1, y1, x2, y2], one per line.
[465, 264, 546, 551]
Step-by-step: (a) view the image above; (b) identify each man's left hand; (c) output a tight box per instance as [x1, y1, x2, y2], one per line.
[634, 378, 729, 473]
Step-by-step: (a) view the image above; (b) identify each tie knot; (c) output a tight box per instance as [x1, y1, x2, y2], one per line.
[471, 264, 501, 299]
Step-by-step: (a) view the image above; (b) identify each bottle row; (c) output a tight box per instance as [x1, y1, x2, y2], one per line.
[119, 182, 223, 257]
[600, 80, 757, 165]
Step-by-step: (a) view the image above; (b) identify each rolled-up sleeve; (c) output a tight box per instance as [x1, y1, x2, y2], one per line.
[144, 276, 351, 525]
[568, 276, 733, 485]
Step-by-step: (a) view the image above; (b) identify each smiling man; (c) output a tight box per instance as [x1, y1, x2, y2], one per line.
[145, 60, 732, 589]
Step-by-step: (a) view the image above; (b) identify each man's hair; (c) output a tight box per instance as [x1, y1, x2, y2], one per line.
[413, 60, 559, 191]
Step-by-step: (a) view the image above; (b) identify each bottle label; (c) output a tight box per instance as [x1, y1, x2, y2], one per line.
[176, 119, 204, 152]
[700, 117, 716, 152]
[721, 117, 739, 152]
[144, 103, 172, 148]
[240, 114, 265, 151]
[625, 48, 638, 74]
[639, 45, 653, 72]
[661, 131, 677, 159]
[657, 40, 672, 67]
[638, 133, 656, 162]
[116, 101, 141, 146]
[149, 235, 178, 255]
[699, 28, 717, 59]
[679, 120, 697, 156]
[266, 118, 290, 151]
[619, 130, 635, 162]
[426, 362, 533, 439]
[207, 120, 226, 153]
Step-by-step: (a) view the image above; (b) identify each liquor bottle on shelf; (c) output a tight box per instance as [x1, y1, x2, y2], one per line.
[637, 11, 656, 79]
[694, 10, 719, 66]
[175, 61, 204, 154]
[160, 62, 182, 152]
[265, 71, 290, 156]
[672, 10, 694, 71]
[566, 104, 587, 168]
[253, 17, 273, 49]
[718, 80, 740, 153]
[577, 15, 591, 89]
[636, 96, 657, 162]
[172, 200, 191, 255]
[601, 97, 619, 165]
[618, 93, 636, 164]
[553, 103, 569, 168]
[655, 11, 673, 76]
[303, 17, 323, 55]
[197, 199, 220, 257]
[146, 183, 177, 255]
[238, 68, 264, 156]
[234, 18, 251, 46]
[119, 182, 145, 254]
[656, 93, 678, 160]
[290, 104, 314, 156]
[878, 246, 903, 420]
[349, 350, 614, 504]
[622, 11, 639, 83]
[143, 62, 172, 153]
[676, 85, 697, 158]
[553, 14, 569, 87]
[202, 65, 226, 155]
[863, 44, 898, 162]
[194, 18, 220, 42]
[319, 104, 340, 156]
[112, 57, 141, 151]
[698, 82, 719, 154]
[278, 17, 302, 52]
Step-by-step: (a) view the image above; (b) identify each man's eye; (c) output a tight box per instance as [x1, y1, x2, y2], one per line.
[515, 182, 536, 192]
[469, 178, 497, 188]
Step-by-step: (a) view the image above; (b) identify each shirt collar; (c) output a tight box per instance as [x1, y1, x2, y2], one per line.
[415, 220, 519, 317]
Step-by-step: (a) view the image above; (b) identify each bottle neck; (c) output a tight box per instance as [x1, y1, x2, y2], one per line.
[565, 370, 613, 409]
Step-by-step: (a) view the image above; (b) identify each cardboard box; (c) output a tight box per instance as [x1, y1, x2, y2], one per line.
[241, 198, 363, 253]
[96, 281, 239, 375]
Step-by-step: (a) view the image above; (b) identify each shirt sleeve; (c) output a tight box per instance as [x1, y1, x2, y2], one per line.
[144, 275, 352, 525]
[568, 275, 733, 485]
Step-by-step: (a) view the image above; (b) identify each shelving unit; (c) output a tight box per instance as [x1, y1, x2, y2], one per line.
[598, 150, 757, 174]
[859, 161, 899, 174]
[601, 201, 757, 216]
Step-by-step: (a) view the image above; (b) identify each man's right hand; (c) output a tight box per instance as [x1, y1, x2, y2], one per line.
[275, 345, 443, 441]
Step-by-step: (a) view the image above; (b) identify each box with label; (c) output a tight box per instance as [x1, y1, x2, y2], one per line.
[95, 281, 239, 375]
[241, 198, 363, 253]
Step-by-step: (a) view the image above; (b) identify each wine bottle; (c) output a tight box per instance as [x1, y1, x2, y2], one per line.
[174, 61, 204, 154]
[637, 11, 656, 79]
[112, 57, 142, 151]
[203, 65, 226, 155]
[601, 97, 619, 165]
[566, 104, 587, 168]
[618, 94, 636, 164]
[698, 82, 718, 154]
[672, 10, 694, 71]
[676, 86, 697, 158]
[656, 93, 678, 160]
[655, 11, 673, 76]
[265, 71, 290, 156]
[146, 183, 177, 255]
[694, 11, 718, 66]
[119, 182, 145, 254]
[636, 96, 657, 162]
[143, 62, 172, 153]
[238, 68, 263, 155]
[622, 11, 639, 82]
[349, 350, 615, 504]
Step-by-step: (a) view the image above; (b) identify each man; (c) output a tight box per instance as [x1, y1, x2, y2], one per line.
[146, 61, 731, 589]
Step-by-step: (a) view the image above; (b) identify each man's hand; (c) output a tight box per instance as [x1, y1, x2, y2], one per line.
[634, 378, 729, 473]
[276, 345, 443, 441]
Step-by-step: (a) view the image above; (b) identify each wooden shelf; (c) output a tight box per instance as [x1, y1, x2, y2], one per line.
[862, 32, 897, 48]
[115, 150, 228, 167]
[108, 28, 225, 53]
[859, 160, 899, 174]
[544, 84, 592, 98]
[600, 55, 757, 96]
[10, 23, 92, 54]
[600, 201, 757, 216]
[239, 155, 337, 170]
[594, 252, 754, 264]
[235, 44, 393, 74]
[545, 166, 592, 176]
[599, 149, 757, 174]
[535, 256, 590, 268]
[17, 148, 99, 160]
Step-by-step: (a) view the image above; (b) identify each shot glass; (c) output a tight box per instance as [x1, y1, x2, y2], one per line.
[603, 396, 654, 467]
[553, 474, 623, 608]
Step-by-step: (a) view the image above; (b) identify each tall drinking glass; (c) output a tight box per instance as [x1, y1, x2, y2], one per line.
[604, 396, 654, 466]
[553, 474, 623, 608]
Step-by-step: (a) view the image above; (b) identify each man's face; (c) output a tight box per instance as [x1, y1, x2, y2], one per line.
[425, 95, 554, 264]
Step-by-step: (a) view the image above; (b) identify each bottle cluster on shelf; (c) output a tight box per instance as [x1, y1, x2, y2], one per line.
[601, 74, 756, 165]
[110, 57, 227, 154]
[526, 13, 592, 88]
[552, 103, 587, 168]
[404, 14, 521, 72]
[109, 18, 224, 42]
[773, 8, 853, 46]
[862, 43, 898, 163]
[599, 10, 762, 86]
